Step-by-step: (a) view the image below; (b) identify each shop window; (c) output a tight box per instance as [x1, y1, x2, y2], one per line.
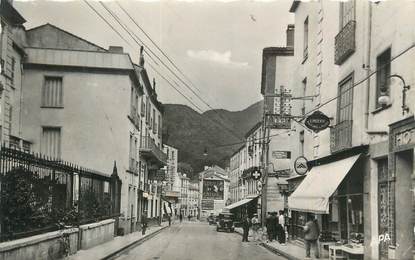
[378, 158, 391, 257]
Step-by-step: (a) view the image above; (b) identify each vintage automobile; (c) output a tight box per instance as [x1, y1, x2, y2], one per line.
[216, 212, 235, 232]
[207, 214, 217, 225]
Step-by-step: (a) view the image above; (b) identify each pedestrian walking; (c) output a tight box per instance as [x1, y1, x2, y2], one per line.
[179, 212, 183, 223]
[278, 210, 286, 245]
[251, 214, 260, 243]
[141, 210, 148, 235]
[271, 212, 278, 241]
[265, 212, 273, 242]
[188, 214, 191, 221]
[304, 214, 320, 259]
[241, 216, 251, 242]
[168, 214, 172, 226]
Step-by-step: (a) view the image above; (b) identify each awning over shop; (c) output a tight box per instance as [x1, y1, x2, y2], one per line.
[288, 154, 361, 214]
[224, 196, 259, 210]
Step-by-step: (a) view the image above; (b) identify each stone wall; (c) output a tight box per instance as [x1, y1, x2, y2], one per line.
[0, 219, 116, 260]
[79, 219, 115, 250]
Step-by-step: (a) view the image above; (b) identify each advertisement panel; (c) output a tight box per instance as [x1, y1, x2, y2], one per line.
[203, 179, 224, 200]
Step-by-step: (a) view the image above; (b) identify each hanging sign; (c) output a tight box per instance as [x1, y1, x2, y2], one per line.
[305, 111, 330, 132]
[251, 168, 262, 180]
[294, 156, 309, 175]
[256, 180, 263, 192]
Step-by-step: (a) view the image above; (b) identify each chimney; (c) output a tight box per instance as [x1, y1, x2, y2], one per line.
[108, 46, 124, 53]
[286, 24, 295, 48]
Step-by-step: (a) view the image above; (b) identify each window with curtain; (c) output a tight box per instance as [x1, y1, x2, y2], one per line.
[337, 74, 353, 123]
[42, 76, 63, 107]
[41, 127, 61, 158]
[340, 0, 355, 29]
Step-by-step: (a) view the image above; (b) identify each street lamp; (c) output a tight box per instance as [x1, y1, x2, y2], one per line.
[378, 74, 411, 115]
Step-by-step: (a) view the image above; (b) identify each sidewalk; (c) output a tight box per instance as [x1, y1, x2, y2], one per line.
[235, 227, 328, 260]
[69, 222, 169, 260]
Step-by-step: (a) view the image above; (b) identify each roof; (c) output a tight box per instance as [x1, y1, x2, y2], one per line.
[199, 165, 229, 181]
[26, 23, 107, 52]
[134, 64, 164, 113]
[244, 121, 262, 139]
[289, 0, 301, 13]
[260, 47, 294, 95]
[1, 0, 26, 25]
[230, 144, 245, 158]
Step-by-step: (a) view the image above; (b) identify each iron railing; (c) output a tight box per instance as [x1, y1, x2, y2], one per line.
[139, 137, 167, 165]
[0, 145, 121, 242]
[334, 20, 356, 65]
[330, 120, 353, 153]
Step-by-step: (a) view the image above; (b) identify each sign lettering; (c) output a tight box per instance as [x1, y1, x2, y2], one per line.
[395, 127, 415, 148]
[305, 111, 330, 132]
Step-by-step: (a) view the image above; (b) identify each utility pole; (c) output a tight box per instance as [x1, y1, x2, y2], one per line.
[260, 113, 269, 227]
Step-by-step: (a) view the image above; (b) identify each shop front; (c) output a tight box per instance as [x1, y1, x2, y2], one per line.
[288, 150, 368, 258]
[388, 116, 415, 260]
[224, 195, 259, 226]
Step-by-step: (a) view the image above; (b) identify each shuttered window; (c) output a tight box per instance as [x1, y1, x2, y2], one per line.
[42, 76, 63, 107]
[42, 127, 61, 158]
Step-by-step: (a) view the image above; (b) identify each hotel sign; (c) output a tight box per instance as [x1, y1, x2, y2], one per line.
[305, 111, 330, 133]
[395, 127, 415, 148]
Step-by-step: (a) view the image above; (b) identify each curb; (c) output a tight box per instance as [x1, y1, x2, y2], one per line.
[101, 225, 169, 260]
[260, 242, 302, 260]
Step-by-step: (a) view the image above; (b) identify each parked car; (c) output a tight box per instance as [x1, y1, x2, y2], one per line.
[207, 214, 217, 225]
[216, 212, 235, 232]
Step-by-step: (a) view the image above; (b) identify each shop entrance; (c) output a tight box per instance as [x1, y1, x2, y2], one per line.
[394, 149, 414, 259]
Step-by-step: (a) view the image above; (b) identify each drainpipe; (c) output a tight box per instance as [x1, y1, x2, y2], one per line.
[364, 1, 373, 131]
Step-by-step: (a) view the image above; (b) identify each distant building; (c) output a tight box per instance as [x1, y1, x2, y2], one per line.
[198, 165, 230, 218]
[178, 173, 189, 216]
[188, 181, 199, 217]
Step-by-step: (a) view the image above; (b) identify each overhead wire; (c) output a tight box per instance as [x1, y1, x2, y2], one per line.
[215, 42, 415, 149]
[83, 0, 243, 147]
[112, 1, 245, 142]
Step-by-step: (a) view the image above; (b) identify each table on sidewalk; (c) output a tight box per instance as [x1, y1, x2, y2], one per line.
[328, 244, 363, 260]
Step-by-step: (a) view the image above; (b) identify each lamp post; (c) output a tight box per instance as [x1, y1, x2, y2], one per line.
[199, 148, 208, 220]
[378, 74, 411, 115]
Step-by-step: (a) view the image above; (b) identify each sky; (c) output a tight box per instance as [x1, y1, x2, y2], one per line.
[14, 0, 294, 112]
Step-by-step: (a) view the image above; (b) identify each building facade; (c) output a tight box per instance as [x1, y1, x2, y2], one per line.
[287, 1, 415, 259]
[199, 166, 230, 218]
[188, 181, 199, 218]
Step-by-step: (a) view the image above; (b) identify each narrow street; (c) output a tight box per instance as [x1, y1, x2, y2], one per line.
[114, 221, 286, 260]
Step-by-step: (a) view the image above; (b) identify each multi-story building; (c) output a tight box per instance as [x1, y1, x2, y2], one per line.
[136, 51, 167, 224]
[163, 144, 179, 191]
[229, 145, 243, 203]
[18, 23, 166, 235]
[20, 23, 143, 235]
[178, 173, 189, 216]
[199, 165, 230, 218]
[287, 1, 415, 259]
[163, 144, 180, 215]
[188, 181, 199, 217]
[0, 0, 28, 148]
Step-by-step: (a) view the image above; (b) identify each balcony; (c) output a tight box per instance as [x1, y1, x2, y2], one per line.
[330, 120, 353, 153]
[334, 20, 356, 65]
[140, 137, 167, 166]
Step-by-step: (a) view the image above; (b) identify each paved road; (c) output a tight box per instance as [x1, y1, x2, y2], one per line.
[115, 221, 286, 260]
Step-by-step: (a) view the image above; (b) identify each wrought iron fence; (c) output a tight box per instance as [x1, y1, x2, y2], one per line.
[0, 144, 121, 242]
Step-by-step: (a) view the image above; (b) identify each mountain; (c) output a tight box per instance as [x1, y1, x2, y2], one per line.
[162, 100, 263, 179]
